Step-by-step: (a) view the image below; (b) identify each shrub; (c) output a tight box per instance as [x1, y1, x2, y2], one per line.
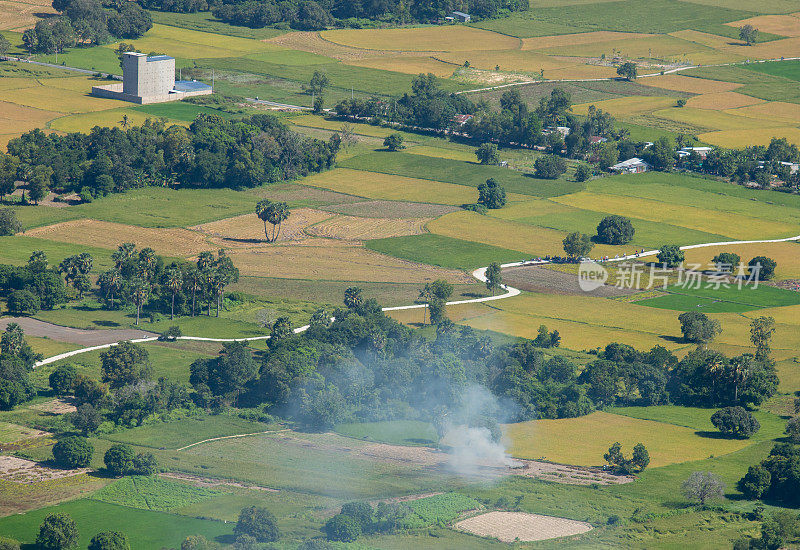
[475, 142, 500, 165]
[678, 311, 721, 344]
[0, 208, 21, 236]
[52, 436, 93, 468]
[340, 501, 373, 531]
[88, 531, 130, 550]
[49, 365, 77, 396]
[786, 416, 800, 443]
[477, 178, 506, 209]
[6, 289, 40, 315]
[712, 252, 740, 272]
[324, 514, 361, 542]
[104, 444, 135, 476]
[711, 406, 760, 438]
[0, 537, 20, 550]
[159, 326, 182, 341]
[534, 155, 567, 179]
[132, 452, 158, 475]
[383, 133, 404, 151]
[36, 513, 79, 550]
[596, 215, 634, 245]
[738, 465, 771, 500]
[234, 506, 280, 542]
[574, 164, 592, 182]
[656, 244, 684, 268]
[676, 98, 687, 107]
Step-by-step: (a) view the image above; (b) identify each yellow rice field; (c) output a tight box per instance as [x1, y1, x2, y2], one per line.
[552, 191, 800, 240]
[343, 56, 457, 78]
[506, 411, 755, 467]
[682, 241, 800, 280]
[639, 74, 741, 94]
[727, 102, 800, 125]
[48, 109, 183, 133]
[668, 29, 740, 50]
[544, 65, 619, 79]
[0, 86, 122, 114]
[434, 49, 576, 72]
[534, 35, 707, 60]
[686, 91, 765, 110]
[319, 26, 519, 52]
[303, 168, 480, 206]
[0, 101, 62, 135]
[306, 215, 431, 240]
[699, 126, 800, 148]
[651, 107, 781, 132]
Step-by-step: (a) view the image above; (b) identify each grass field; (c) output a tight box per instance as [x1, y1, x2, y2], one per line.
[0, 500, 232, 548]
[340, 152, 584, 198]
[637, 283, 800, 312]
[91, 476, 220, 512]
[506, 411, 765, 467]
[367, 233, 529, 271]
[335, 420, 439, 446]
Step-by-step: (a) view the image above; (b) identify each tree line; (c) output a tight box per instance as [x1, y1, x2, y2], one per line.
[22, 0, 152, 54]
[1, 113, 338, 202]
[202, 0, 528, 30]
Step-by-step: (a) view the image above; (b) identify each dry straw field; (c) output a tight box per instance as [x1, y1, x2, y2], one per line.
[454, 512, 593, 543]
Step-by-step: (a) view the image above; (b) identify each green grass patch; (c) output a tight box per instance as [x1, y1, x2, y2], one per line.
[149, 10, 287, 40]
[335, 420, 439, 447]
[0, 499, 232, 548]
[404, 492, 481, 527]
[608, 405, 786, 442]
[635, 283, 800, 311]
[0, 235, 114, 268]
[341, 151, 584, 198]
[100, 415, 275, 450]
[92, 475, 219, 512]
[743, 59, 800, 82]
[131, 102, 240, 122]
[366, 234, 527, 270]
[36, 47, 122, 75]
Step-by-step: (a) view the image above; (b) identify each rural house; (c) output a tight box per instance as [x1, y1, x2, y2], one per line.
[611, 158, 652, 174]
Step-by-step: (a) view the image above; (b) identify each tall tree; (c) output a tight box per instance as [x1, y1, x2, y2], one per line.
[256, 199, 291, 243]
[750, 316, 775, 362]
[485, 262, 502, 294]
[162, 265, 183, 320]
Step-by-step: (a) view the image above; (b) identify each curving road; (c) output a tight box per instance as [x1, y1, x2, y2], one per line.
[29, 233, 800, 368]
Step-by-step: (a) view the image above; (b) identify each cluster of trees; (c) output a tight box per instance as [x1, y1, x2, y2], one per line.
[23, 0, 151, 54]
[0, 323, 41, 410]
[578, 315, 779, 410]
[739, 443, 800, 506]
[604, 441, 649, 475]
[0, 251, 68, 315]
[48, 341, 192, 429]
[208, 0, 528, 30]
[4, 113, 338, 200]
[33, 512, 137, 550]
[324, 500, 413, 543]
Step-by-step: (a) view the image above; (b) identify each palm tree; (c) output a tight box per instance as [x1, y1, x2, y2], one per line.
[137, 248, 157, 282]
[418, 283, 432, 324]
[163, 266, 183, 320]
[343, 286, 363, 310]
[112, 242, 136, 270]
[184, 266, 201, 317]
[196, 251, 215, 316]
[98, 269, 122, 309]
[255, 199, 291, 242]
[130, 277, 149, 326]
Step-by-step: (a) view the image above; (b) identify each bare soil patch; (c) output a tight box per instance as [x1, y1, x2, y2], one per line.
[27, 219, 216, 257]
[321, 200, 458, 219]
[0, 456, 88, 484]
[454, 511, 593, 543]
[0, 317, 156, 346]
[502, 265, 639, 297]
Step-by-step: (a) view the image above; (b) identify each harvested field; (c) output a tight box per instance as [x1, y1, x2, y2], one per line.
[728, 101, 800, 124]
[0, 0, 56, 30]
[303, 168, 479, 206]
[521, 31, 655, 50]
[0, 456, 88, 484]
[290, 115, 398, 138]
[320, 27, 519, 52]
[321, 200, 458, 218]
[306, 215, 431, 240]
[27, 219, 216, 256]
[28, 398, 77, 415]
[0, 101, 62, 135]
[535, 35, 707, 59]
[699, 126, 800, 148]
[404, 145, 479, 162]
[502, 265, 638, 297]
[686, 91, 765, 110]
[194, 208, 334, 244]
[226, 244, 471, 283]
[640, 74, 741, 94]
[572, 96, 678, 117]
[344, 56, 456, 78]
[725, 15, 800, 37]
[454, 511, 593, 543]
[252, 183, 362, 205]
[652, 106, 780, 132]
[669, 29, 739, 49]
[723, 36, 800, 60]
[0, 86, 121, 113]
